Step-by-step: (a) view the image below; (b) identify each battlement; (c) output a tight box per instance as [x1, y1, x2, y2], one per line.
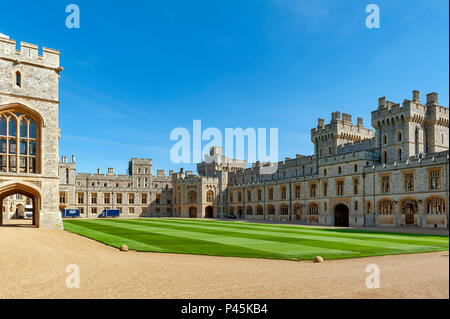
[0, 37, 60, 69]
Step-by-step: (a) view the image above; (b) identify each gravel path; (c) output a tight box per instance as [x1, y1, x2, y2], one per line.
[0, 225, 448, 299]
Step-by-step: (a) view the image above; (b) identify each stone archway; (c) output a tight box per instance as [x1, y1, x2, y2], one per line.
[205, 206, 214, 218]
[401, 199, 418, 225]
[189, 206, 198, 218]
[334, 204, 349, 227]
[0, 182, 41, 227]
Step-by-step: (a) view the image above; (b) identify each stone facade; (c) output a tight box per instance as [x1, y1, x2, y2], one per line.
[1, 37, 448, 230]
[0, 37, 63, 229]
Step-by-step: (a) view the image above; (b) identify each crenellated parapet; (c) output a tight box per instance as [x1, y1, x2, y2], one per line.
[0, 37, 61, 70]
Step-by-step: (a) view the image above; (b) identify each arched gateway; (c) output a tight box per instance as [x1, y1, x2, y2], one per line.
[0, 182, 41, 227]
[334, 204, 349, 227]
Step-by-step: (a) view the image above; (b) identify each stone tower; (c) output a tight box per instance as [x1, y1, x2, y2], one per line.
[0, 37, 63, 229]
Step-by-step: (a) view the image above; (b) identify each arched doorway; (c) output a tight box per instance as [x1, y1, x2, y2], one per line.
[334, 204, 349, 227]
[205, 206, 214, 218]
[401, 199, 418, 225]
[0, 182, 41, 227]
[189, 206, 197, 218]
[237, 207, 243, 218]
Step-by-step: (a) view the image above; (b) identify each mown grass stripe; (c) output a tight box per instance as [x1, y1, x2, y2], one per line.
[64, 220, 286, 259]
[158, 219, 448, 243]
[132, 218, 448, 249]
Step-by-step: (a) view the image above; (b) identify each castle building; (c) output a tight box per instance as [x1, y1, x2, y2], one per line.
[0, 36, 63, 228]
[1, 37, 448, 229]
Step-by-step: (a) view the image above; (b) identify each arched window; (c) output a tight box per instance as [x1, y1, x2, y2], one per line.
[308, 203, 319, 215]
[206, 190, 214, 202]
[378, 200, 394, 215]
[16, 71, 21, 87]
[0, 110, 39, 173]
[383, 135, 387, 145]
[426, 197, 446, 214]
[397, 148, 402, 161]
[397, 131, 402, 142]
[382, 151, 387, 164]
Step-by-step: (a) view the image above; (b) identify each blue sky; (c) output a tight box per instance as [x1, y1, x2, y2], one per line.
[1, 0, 448, 175]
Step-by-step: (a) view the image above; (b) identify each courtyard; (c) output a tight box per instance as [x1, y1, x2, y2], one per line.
[0, 220, 448, 299]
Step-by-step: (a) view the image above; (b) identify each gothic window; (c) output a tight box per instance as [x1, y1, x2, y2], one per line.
[429, 169, 441, 190]
[267, 205, 275, 215]
[378, 200, 394, 215]
[404, 172, 414, 191]
[207, 190, 214, 202]
[397, 148, 402, 161]
[257, 189, 262, 201]
[308, 203, 318, 215]
[397, 131, 402, 142]
[426, 197, 446, 214]
[280, 206, 289, 215]
[0, 111, 38, 173]
[256, 206, 263, 215]
[383, 135, 387, 145]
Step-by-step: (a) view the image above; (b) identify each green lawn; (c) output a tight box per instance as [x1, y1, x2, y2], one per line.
[63, 218, 449, 261]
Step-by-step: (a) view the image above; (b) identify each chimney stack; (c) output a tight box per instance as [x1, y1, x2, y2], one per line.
[378, 97, 386, 109]
[413, 90, 420, 103]
[357, 117, 363, 126]
[97, 169, 101, 174]
[426, 92, 438, 105]
[317, 118, 325, 128]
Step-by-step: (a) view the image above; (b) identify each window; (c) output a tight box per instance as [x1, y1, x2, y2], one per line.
[91, 207, 97, 215]
[381, 175, 390, 193]
[188, 191, 197, 203]
[322, 182, 328, 197]
[207, 190, 214, 202]
[353, 178, 359, 195]
[59, 192, 67, 204]
[247, 190, 251, 202]
[382, 151, 387, 164]
[308, 203, 318, 215]
[404, 172, 414, 191]
[0, 111, 38, 173]
[429, 169, 441, 190]
[323, 169, 327, 176]
[257, 189, 262, 201]
[397, 131, 402, 142]
[397, 148, 402, 161]
[338, 166, 342, 174]
[141, 193, 147, 204]
[256, 206, 263, 215]
[104, 193, 110, 204]
[16, 71, 21, 87]
[281, 187, 286, 200]
[155, 194, 160, 204]
[378, 200, 394, 215]
[230, 192, 233, 203]
[354, 201, 358, 211]
[77, 193, 84, 204]
[268, 206, 275, 215]
[280, 206, 289, 215]
[268, 188, 274, 200]
[295, 185, 301, 198]
[91, 193, 97, 204]
[129, 207, 135, 214]
[246, 206, 252, 215]
[309, 183, 316, 197]
[328, 146, 332, 155]
[354, 164, 358, 172]
[319, 148, 323, 157]
[336, 180, 344, 196]
[238, 191, 242, 202]
[383, 135, 387, 145]
[116, 193, 122, 204]
[426, 197, 446, 214]
[128, 193, 135, 204]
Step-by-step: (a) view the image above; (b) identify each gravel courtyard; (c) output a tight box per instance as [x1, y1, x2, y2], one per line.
[0, 224, 448, 299]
